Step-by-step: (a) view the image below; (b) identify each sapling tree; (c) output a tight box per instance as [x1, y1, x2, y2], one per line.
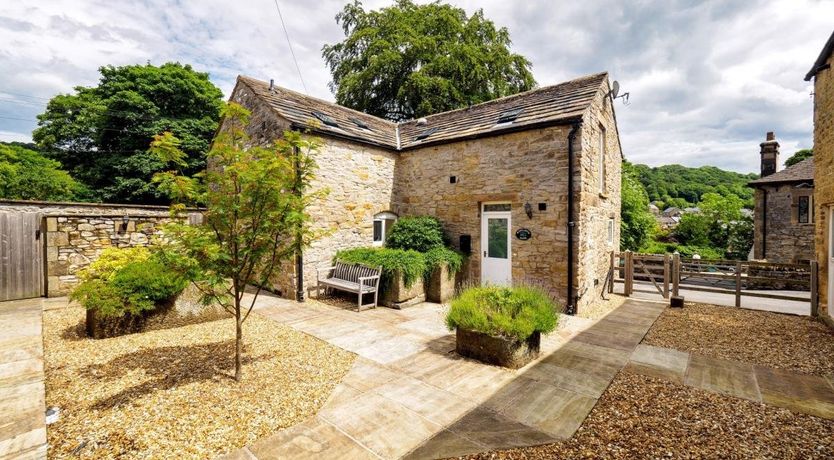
[150, 102, 324, 381]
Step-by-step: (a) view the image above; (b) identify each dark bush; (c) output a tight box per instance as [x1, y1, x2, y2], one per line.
[385, 216, 445, 252]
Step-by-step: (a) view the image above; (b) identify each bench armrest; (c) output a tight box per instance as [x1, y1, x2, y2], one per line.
[358, 275, 380, 291]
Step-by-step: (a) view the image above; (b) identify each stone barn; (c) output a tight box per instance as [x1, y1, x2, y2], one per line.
[224, 72, 623, 313]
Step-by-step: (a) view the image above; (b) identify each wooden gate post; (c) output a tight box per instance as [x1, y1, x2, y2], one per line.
[735, 262, 742, 308]
[608, 251, 615, 294]
[810, 260, 819, 317]
[624, 250, 633, 296]
[663, 253, 670, 299]
[672, 252, 680, 297]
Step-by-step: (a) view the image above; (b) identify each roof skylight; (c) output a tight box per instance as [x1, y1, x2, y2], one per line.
[349, 117, 371, 130]
[311, 111, 339, 127]
[415, 127, 438, 140]
[497, 108, 523, 124]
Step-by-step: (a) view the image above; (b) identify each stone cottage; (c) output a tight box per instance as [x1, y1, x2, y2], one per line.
[225, 72, 623, 313]
[749, 132, 815, 264]
[806, 30, 834, 323]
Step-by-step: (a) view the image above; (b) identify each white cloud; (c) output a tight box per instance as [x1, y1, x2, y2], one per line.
[1, 0, 831, 173]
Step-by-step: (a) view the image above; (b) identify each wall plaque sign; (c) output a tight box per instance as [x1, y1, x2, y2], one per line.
[515, 228, 532, 240]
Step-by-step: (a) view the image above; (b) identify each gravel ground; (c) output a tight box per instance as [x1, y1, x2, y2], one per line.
[577, 293, 627, 320]
[457, 371, 834, 459]
[43, 306, 355, 459]
[643, 303, 834, 376]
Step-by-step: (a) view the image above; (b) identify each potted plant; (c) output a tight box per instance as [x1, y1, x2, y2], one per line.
[445, 285, 558, 368]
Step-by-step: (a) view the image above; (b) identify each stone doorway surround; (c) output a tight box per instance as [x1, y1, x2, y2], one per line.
[220, 296, 667, 459]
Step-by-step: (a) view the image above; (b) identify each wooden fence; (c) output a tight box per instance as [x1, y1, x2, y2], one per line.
[609, 251, 819, 316]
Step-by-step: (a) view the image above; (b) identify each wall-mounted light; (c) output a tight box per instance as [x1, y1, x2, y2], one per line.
[524, 202, 533, 219]
[121, 215, 129, 232]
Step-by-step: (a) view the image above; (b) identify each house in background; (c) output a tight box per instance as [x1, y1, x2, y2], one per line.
[806, 30, 834, 324]
[748, 132, 815, 264]
[224, 72, 623, 313]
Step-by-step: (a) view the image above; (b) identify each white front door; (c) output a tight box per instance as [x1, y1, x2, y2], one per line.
[829, 206, 834, 315]
[481, 204, 511, 286]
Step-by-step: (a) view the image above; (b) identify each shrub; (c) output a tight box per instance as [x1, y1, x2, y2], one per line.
[385, 216, 445, 252]
[71, 252, 188, 317]
[423, 246, 464, 279]
[77, 246, 151, 282]
[335, 247, 426, 288]
[445, 285, 558, 341]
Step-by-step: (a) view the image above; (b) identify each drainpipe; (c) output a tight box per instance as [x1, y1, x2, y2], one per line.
[566, 122, 581, 315]
[294, 145, 305, 302]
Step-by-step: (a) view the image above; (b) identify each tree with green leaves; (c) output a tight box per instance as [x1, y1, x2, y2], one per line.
[150, 103, 325, 382]
[322, 0, 536, 121]
[34, 62, 223, 204]
[620, 161, 656, 251]
[0, 142, 86, 201]
[785, 148, 812, 167]
[630, 163, 757, 209]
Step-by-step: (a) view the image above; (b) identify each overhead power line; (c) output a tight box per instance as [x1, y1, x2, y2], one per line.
[272, 0, 308, 95]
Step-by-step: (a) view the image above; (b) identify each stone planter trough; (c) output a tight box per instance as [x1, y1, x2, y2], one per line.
[426, 263, 457, 303]
[455, 328, 541, 369]
[380, 270, 425, 309]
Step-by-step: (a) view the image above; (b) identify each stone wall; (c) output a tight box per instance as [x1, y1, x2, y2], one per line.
[0, 201, 199, 297]
[813, 51, 834, 321]
[228, 80, 399, 299]
[752, 184, 815, 264]
[576, 85, 623, 312]
[395, 126, 571, 306]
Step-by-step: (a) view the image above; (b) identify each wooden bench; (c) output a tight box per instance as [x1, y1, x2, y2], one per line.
[317, 262, 382, 311]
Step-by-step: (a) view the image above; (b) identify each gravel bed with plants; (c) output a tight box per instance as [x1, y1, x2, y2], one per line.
[456, 370, 834, 459]
[43, 306, 355, 459]
[642, 302, 834, 376]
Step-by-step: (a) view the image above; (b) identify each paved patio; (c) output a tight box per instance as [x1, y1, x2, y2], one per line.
[221, 295, 667, 459]
[626, 344, 834, 419]
[0, 298, 47, 460]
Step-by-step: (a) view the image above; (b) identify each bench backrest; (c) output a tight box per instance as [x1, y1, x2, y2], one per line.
[333, 261, 380, 283]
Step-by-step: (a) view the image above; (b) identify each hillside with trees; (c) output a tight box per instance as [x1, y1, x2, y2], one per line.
[621, 161, 755, 260]
[630, 163, 758, 209]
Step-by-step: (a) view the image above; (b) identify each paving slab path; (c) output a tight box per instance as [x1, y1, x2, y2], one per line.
[221, 297, 667, 460]
[0, 298, 47, 460]
[626, 344, 834, 419]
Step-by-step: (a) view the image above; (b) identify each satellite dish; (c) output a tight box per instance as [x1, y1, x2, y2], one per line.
[611, 80, 620, 99]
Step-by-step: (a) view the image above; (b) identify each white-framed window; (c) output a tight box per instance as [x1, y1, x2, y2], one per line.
[607, 218, 615, 245]
[598, 125, 606, 193]
[373, 211, 397, 246]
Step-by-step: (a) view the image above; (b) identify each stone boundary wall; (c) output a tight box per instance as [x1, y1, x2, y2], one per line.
[0, 200, 202, 297]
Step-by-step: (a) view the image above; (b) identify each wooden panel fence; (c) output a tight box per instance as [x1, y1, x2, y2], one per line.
[610, 250, 818, 315]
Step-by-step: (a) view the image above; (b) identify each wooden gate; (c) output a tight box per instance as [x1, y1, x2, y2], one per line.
[0, 213, 44, 301]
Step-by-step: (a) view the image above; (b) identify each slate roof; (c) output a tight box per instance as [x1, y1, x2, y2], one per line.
[237, 76, 398, 148]
[236, 72, 608, 151]
[748, 157, 814, 186]
[805, 30, 834, 81]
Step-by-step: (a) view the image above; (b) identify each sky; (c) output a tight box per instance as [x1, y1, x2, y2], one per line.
[0, 0, 831, 173]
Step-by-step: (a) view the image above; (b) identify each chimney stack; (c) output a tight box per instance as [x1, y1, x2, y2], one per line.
[269, 79, 274, 91]
[759, 131, 780, 177]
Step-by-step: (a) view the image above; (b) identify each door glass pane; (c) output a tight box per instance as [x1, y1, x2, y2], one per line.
[488, 218, 508, 258]
[483, 203, 511, 212]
